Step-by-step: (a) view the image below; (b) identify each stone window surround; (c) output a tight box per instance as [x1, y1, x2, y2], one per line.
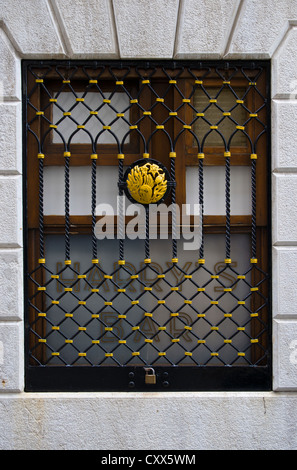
[1, 0, 297, 450]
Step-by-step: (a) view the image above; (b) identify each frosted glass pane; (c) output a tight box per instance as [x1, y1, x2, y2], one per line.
[44, 166, 129, 215]
[45, 166, 252, 216]
[43, 234, 252, 365]
[52, 92, 130, 144]
[186, 166, 251, 215]
[193, 87, 247, 147]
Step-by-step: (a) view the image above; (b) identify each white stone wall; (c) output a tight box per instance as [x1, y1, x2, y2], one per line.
[0, 0, 297, 450]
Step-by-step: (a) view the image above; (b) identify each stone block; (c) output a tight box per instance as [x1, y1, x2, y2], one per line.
[0, 0, 64, 57]
[53, 0, 118, 58]
[272, 174, 297, 245]
[227, 0, 297, 59]
[272, 26, 297, 98]
[0, 249, 23, 320]
[273, 319, 297, 390]
[113, 0, 179, 58]
[175, 0, 239, 58]
[0, 322, 23, 392]
[0, 176, 22, 247]
[0, 29, 20, 100]
[273, 247, 297, 317]
[3, 392, 297, 449]
[272, 100, 297, 170]
[0, 103, 22, 174]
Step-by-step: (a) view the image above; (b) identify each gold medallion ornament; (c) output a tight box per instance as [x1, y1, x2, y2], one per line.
[124, 159, 171, 205]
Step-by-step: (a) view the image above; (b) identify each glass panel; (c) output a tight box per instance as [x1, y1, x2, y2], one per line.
[193, 87, 247, 147]
[44, 166, 130, 215]
[52, 92, 130, 144]
[36, 233, 256, 366]
[186, 166, 251, 215]
[44, 165, 252, 216]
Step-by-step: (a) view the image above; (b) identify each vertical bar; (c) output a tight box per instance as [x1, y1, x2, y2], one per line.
[118, 155, 125, 260]
[170, 152, 177, 260]
[198, 156, 204, 259]
[64, 151, 70, 261]
[225, 152, 231, 260]
[145, 205, 150, 260]
[251, 156, 257, 258]
[38, 152, 44, 260]
[91, 153, 98, 260]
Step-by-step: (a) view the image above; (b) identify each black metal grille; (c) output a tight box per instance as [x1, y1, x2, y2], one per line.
[23, 60, 271, 391]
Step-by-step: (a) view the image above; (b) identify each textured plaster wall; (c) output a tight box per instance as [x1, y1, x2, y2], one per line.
[0, 0, 297, 450]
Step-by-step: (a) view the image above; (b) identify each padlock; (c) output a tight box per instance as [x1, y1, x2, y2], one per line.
[144, 367, 156, 384]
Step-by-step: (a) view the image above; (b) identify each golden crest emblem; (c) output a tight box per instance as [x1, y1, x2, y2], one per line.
[126, 161, 168, 204]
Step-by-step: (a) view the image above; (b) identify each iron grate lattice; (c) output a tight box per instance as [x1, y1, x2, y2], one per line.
[24, 60, 271, 390]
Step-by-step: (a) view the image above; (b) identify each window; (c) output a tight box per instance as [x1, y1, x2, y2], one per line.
[24, 60, 271, 391]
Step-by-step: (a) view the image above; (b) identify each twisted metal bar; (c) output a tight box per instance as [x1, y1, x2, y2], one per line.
[251, 158, 257, 258]
[38, 156, 44, 259]
[145, 206, 150, 260]
[91, 156, 97, 260]
[225, 155, 231, 260]
[118, 157, 125, 260]
[170, 154, 177, 259]
[64, 154, 70, 261]
[198, 158, 204, 259]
